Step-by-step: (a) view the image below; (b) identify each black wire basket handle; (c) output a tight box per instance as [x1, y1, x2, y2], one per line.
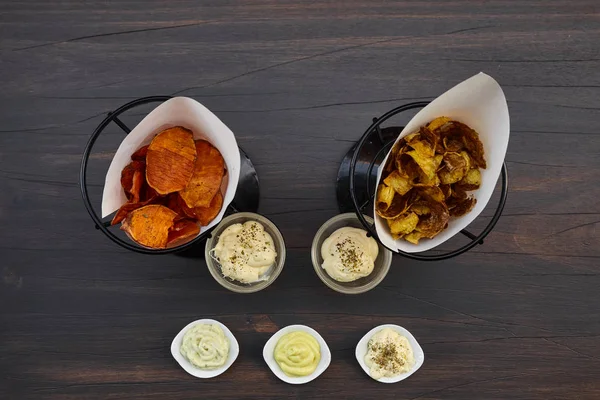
[348, 101, 509, 261]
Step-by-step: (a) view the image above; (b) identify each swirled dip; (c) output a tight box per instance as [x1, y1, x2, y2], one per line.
[274, 331, 321, 377]
[180, 323, 229, 369]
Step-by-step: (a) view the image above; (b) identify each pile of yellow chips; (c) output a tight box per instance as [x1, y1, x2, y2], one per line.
[376, 117, 486, 244]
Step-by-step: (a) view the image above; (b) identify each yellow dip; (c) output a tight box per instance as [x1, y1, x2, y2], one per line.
[180, 323, 229, 369]
[212, 221, 277, 283]
[365, 328, 414, 379]
[274, 331, 321, 377]
[321, 227, 379, 282]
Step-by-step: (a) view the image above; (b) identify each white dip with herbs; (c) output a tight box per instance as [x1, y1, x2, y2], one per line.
[212, 221, 276, 283]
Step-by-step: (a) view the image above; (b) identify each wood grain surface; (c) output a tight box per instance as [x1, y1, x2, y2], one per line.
[1, 1, 599, 399]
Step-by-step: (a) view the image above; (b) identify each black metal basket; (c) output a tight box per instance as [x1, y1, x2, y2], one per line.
[79, 96, 260, 254]
[336, 101, 508, 261]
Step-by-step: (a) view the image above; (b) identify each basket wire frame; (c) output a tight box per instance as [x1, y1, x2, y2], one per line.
[347, 101, 508, 261]
[79, 96, 258, 255]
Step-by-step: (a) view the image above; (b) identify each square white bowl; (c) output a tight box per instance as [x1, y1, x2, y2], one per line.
[355, 324, 424, 383]
[263, 325, 331, 384]
[171, 319, 239, 379]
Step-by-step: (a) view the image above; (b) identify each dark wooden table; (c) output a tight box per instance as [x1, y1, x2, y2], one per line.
[2, 1, 599, 399]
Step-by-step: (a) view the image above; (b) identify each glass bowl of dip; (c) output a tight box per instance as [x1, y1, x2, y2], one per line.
[205, 212, 286, 293]
[311, 213, 392, 294]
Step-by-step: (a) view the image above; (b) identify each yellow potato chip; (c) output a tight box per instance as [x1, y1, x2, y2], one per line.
[396, 154, 420, 180]
[443, 152, 467, 173]
[434, 154, 444, 170]
[388, 212, 419, 235]
[460, 168, 481, 190]
[460, 151, 472, 170]
[415, 199, 449, 239]
[443, 135, 464, 152]
[385, 144, 402, 174]
[376, 184, 396, 211]
[383, 170, 412, 196]
[404, 230, 426, 244]
[414, 170, 440, 187]
[410, 203, 431, 216]
[415, 156, 442, 186]
[408, 139, 435, 157]
[427, 116, 452, 132]
[419, 127, 440, 153]
[448, 196, 477, 217]
[403, 132, 420, 142]
[455, 121, 486, 169]
[439, 167, 465, 185]
[419, 186, 445, 203]
[452, 185, 468, 200]
[407, 150, 437, 180]
[440, 184, 452, 199]
[376, 191, 413, 220]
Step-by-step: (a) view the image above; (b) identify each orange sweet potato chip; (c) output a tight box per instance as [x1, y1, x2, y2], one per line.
[165, 193, 183, 216]
[111, 197, 157, 226]
[120, 164, 135, 198]
[179, 140, 225, 208]
[193, 191, 223, 226]
[146, 127, 196, 195]
[113, 180, 161, 226]
[112, 202, 141, 226]
[121, 204, 178, 248]
[130, 169, 145, 203]
[121, 160, 145, 201]
[176, 194, 199, 219]
[160, 193, 192, 221]
[140, 185, 158, 203]
[167, 219, 200, 247]
[131, 145, 149, 161]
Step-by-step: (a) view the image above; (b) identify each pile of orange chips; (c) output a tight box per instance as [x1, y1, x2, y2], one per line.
[376, 117, 486, 244]
[112, 126, 226, 249]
